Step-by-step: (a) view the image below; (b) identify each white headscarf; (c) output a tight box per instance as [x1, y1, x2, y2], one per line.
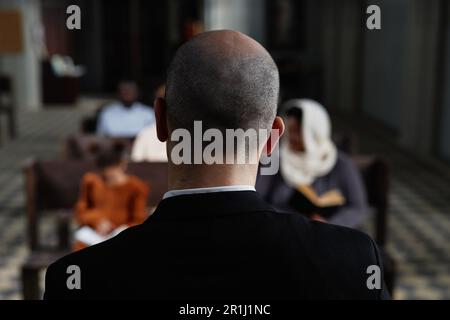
[280, 99, 337, 187]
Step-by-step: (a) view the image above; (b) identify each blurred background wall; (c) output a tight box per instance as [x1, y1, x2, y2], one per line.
[204, 0, 266, 44]
[0, 0, 43, 111]
[1, 0, 449, 169]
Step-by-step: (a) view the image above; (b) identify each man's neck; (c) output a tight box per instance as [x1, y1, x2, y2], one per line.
[168, 163, 257, 190]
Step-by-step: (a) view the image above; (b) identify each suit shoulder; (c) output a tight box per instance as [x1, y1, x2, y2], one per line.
[274, 211, 379, 265]
[278, 214, 384, 298]
[311, 219, 378, 257]
[44, 249, 91, 299]
[278, 209, 371, 240]
[46, 243, 99, 283]
[45, 225, 146, 299]
[52, 224, 145, 269]
[314, 219, 372, 241]
[312, 221, 382, 282]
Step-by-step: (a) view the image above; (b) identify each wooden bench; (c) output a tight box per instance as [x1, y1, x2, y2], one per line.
[62, 134, 134, 161]
[21, 250, 69, 300]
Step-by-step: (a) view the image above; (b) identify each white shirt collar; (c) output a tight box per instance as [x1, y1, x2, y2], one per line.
[163, 185, 256, 200]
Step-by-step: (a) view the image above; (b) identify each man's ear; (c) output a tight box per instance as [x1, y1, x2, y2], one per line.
[265, 116, 285, 156]
[154, 97, 169, 142]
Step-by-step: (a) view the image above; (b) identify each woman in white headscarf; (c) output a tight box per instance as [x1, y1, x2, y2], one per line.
[280, 99, 337, 187]
[256, 99, 369, 228]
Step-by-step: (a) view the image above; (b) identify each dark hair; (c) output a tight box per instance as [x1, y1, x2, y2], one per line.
[96, 142, 127, 168]
[286, 107, 303, 124]
[117, 80, 138, 92]
[165, 31, 279, 132]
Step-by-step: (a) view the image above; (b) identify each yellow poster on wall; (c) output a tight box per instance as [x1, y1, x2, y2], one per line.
[0, 10, 23, 53]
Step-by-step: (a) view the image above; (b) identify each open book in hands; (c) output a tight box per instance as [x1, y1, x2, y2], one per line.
[289, 185, 346, 218]
[74, 225, 128, 247]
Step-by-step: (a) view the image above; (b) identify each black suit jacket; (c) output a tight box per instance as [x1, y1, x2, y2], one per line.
[44, 191, 389, 299]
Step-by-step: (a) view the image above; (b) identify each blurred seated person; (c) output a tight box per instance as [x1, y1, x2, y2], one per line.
[74, 143, 150, 250]
[131, 123, 168, 162]
[256, 99, 369, 228]
[97, 80, 155, 138]
[131, 84, 168, 162]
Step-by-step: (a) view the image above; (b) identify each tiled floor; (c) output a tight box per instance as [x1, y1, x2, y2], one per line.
[0, 103, 449, 299]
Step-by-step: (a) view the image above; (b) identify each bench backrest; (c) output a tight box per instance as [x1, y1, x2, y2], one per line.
[24, 159, 168, 249]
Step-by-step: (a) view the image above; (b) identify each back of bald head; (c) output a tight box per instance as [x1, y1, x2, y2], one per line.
[166, 30, 279, 132]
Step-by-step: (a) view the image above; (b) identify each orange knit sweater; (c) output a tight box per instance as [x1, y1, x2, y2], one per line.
[75, 173, 150, 229]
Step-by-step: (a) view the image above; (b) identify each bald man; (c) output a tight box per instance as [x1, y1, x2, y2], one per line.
[44, 31, 389, 300]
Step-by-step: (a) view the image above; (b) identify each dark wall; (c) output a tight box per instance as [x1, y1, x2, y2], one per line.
[70, 0, 202, 99]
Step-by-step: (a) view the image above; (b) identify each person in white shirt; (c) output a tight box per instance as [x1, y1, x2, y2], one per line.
[130, 83, 168, 162]
[97, 81, 155, 138]
[131, 123, 168, 162]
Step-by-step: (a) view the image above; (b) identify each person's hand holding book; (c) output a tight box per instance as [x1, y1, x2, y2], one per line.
[317, 189, 345, 207]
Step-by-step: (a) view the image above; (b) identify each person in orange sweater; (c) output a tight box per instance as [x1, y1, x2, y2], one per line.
[74, 144, 149, 251]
